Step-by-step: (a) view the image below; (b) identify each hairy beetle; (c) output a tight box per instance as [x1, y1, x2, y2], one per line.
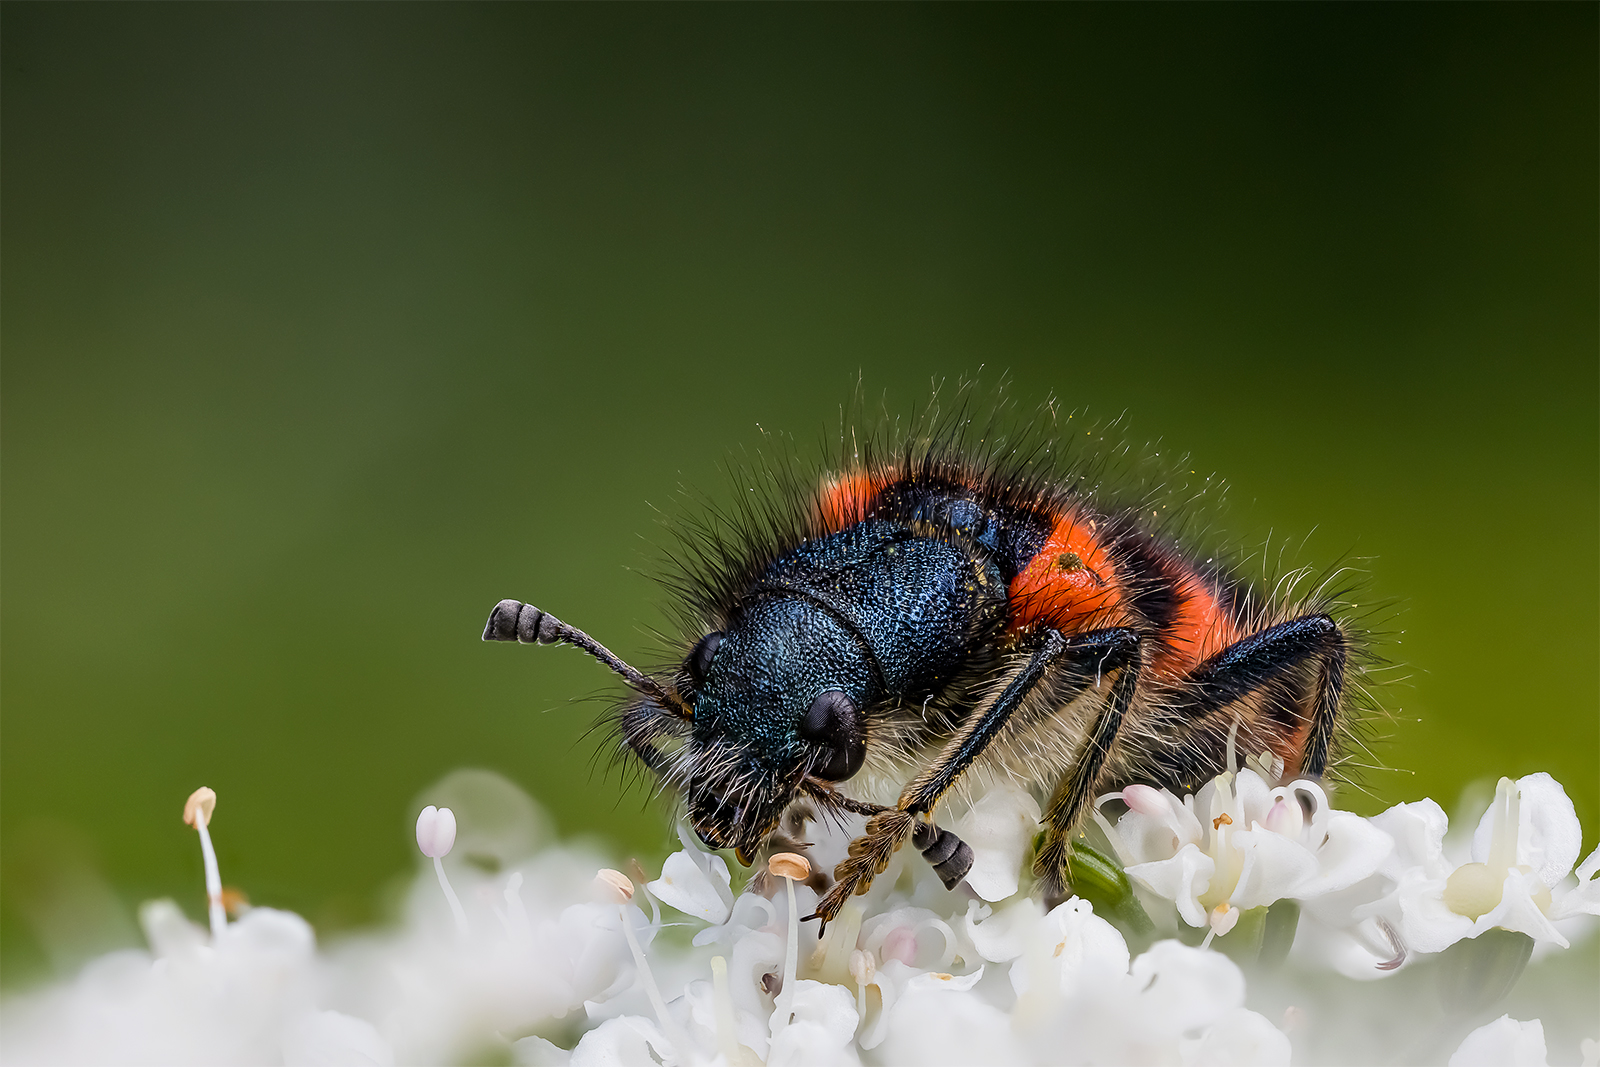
[484, 402, 1372, 924]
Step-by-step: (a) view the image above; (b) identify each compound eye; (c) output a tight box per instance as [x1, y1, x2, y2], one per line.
[686, 631, 724, 690]
[799, 690, 865, 782]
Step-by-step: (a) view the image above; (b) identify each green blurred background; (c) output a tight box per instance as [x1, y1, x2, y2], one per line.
[3, 5, 1594, 988]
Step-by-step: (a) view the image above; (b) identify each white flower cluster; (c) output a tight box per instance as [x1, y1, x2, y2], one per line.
[1095, 767, 1598, 971]
[1, 768, 1595, 1066]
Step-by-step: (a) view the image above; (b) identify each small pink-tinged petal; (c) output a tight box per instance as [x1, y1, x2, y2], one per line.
[1448, 1015, 1549, 1067]
[1122, 784, 1171, 818]
[1128, 845, 1215, 928]
[1112, 786, 1202, 864]
[1261, 798, 1304, 839]
[881, 926, 917, 965]
[1282, 780, 1331, 831]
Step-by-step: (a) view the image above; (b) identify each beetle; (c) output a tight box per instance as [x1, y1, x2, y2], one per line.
[483, 405, 1370, 924]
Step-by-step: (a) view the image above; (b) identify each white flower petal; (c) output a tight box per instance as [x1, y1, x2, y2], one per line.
[1043, 898, 1130, 994]
[1293, 811, 1394, 898]
[1229, 828, 1318, 909]
[905, 966, 985, 993]
[647, 850, 732, 925]
[1128, 844, 1216, 928]
[1233, 770, 1275, 826]
[767, 979, 860, 1067]
[1578, 843, 1600, 883]
[768, 1020, 862, 1067]
[1370, 799, 1453, 880]
[1386, 869, 1477, 955]
[282, 1010, 395, 1067]
[1181, 1008, 1292, 1067]
[1448, 1015, 1549, 1067]
[964, 898, 1042, 964]
[1474, 868, 1569, 948]
[952, 781, 1041, 902]
[1472, 774, 1581, 888]
[1551, 846, 1600, 920]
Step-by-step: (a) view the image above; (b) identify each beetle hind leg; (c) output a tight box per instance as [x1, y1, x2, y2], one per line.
[1141, 613, 1350, 796]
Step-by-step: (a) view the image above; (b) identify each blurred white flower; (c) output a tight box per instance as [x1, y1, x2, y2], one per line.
[3, 765, 1596, 1067]
[1448, 1015, 1548, 1067]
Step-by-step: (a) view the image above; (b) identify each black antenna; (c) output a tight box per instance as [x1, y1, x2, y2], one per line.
[482, 600, 693, 719]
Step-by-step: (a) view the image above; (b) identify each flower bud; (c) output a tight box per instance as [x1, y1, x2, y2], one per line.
[415, 805, 457, 859]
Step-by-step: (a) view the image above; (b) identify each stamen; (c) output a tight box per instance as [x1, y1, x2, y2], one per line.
[597, 868, 694, 1060]
[416, 806, 469, 936]
[768, 852, 811, 1040]
[182, 787, 227, 938]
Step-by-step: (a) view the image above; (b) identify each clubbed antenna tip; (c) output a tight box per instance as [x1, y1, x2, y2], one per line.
[481, 598, 692, 719]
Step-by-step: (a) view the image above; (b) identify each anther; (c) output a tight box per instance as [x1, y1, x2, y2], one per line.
[768, 852, 811, 881]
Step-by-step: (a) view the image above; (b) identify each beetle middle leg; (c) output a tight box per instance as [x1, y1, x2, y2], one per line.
[814, 626, 1144, 924]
